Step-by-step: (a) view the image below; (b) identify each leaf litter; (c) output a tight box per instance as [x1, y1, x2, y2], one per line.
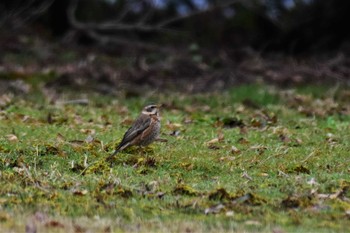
[0, 85, 349, 232]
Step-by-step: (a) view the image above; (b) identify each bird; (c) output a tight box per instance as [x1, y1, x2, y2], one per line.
[108, 104, 161, 159]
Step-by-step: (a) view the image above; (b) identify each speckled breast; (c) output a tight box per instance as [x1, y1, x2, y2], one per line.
[140, 119, 160, 146]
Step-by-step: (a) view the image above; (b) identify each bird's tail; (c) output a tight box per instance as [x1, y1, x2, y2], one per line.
[107, 141, 129, 161]
[111, 149, 119, 157]
[107, 149, 119, 161]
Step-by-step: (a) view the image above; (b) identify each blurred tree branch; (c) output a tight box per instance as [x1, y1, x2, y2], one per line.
[67, 0, 239, 49]
[0, 0, 54, 29]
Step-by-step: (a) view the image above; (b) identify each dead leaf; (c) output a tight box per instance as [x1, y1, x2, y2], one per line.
[217, 129, 224, 141]
[293, 165, 310, 174]
[173, 184, 199, 196]
[219, 156, 235, 162]
[146, 181, 159, 192]
[183, 117, 193, 124]
[155, 138, 168, 142]
[209, 188, 231, 201]
[244, 220, 261, 226]
[184, 106, 196, 113]
[279, 134, 291, 143]
[169, 130, 180, 136]
[156, 192, 166, 198]
[239, 126, 248, 134]
[69, 140, 85, 145]
[0, 111, 8, 120]
[241, 171, 253, 181]
[117, 187, 133, 198]
[235, 105, 245, 113]
[225, 211, 234, 216]
[231, 146, 240, 154]
[22, 115, 31, 122]
[272, 126, 290, 135]
[44, 220, 65, 228]
[206, 138, 219, 145]
[278, 170, 288, 177]
[219, 117, 244, 128]
[121, 118, 134, 126]
[6, 134, 18, 142]
[294, 138, 303, 145]
[326, 133, 338, 144]
[237, 137, 249, 144]
[117, 106, 129, 115]
[345, 210, 350, 217]
[232, 193, 265, 205]
[307, 178, 318, 186]
[72, 189, 88, 196]
[249, 145, 267, 154]
[43, 145, 61, 156]
[166, 121, 183, 130]
[74, 115, 83, 124]
[204, 204, 225, 215]
[317, 189, 344, 200]
[0, 94, 13, 107]
[208, 144, 220, 150]
[9, 80, 31, 93]
[250, 118, 263, 127]
[85, 135, 94, 143]
[179, 162, 194, 171]
[80, 129, 96, 135]
[74, 224, 86, 233]
[0, 211, 11, 221]
[56, 133, 66, 143]
[206, 130, 224, 146]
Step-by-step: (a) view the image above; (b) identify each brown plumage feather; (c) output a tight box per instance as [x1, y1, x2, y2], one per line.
[110, 114, 151, 157]
[108, 104, 160, 161]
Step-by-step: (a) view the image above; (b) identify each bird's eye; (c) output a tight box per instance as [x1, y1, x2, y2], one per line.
[145, 105, 156, 112]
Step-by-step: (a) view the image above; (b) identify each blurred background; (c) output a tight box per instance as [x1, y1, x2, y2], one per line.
[0, 0, 349, 94]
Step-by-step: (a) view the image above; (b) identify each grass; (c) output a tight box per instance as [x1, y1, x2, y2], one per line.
[0, 84, 350, 232]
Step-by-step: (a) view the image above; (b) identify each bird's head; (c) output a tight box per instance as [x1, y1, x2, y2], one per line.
[142, 104, 159, 116]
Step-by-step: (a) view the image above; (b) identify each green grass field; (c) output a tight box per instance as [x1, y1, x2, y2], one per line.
[0, 84, 349, 232]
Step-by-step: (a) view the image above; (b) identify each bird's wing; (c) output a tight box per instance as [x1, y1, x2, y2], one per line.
[116, 114, 151, 150]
